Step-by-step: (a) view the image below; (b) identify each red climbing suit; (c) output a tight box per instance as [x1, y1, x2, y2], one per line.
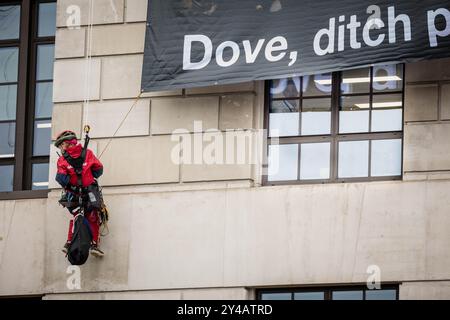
[56, 143, 104, 243]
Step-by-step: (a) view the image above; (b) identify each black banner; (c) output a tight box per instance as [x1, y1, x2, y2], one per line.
[141, 0, 450, 92]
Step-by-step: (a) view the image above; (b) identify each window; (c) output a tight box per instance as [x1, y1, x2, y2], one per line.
[257, 285, 399, 300]
[0, 0, 56, 198]
[264, 65, 404, 185]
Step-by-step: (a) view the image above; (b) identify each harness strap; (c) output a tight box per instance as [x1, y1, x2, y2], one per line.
[63, 150, 86, 189]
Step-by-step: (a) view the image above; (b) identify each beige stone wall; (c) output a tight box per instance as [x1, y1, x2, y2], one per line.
[1, 1, 450, 300]
[0, 199, 47, 296]
[51, 0, 258, 190]
[404, 58, 450, 180]
[2, 180, 450, 298]
[43, 287, 251, 300]
[400, 281, 450, 300]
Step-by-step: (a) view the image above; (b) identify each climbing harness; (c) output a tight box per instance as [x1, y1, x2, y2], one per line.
[58, 125, 110, 237]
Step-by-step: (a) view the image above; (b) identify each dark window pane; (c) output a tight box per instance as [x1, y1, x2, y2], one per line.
[373, 64, 403, 92]
[301, 98, 331, 135]
[0, 47, 19, 83]
[338, 141, 369, 178]
[0, 84, 17, 121]
[0, 5, 20, 40]
[268, 144, 298, 181]
[372, 93, 403, 109]
[270, 77, 300, 99]
[269, 100, 299, 137]
[294, 292, 325, 300]
[36, 44, 55, 81]
[35, 82, 53, 119]
[339, 96, 370, 133]
[0, 122, 15, 157]
[270, 99, 299, 113]
[300, 143, 330, 180]
[341, 95, 370, 110]
[32, 163, 49, 190]
[38, 2, 56, 37]
[33, 120, 52, 156]
[303, 73, 332, 96]
[0, 165, 14, 192]
[365, 289, 397, 300]
[261, 293, 292, 300]
[371, 139, 402, 177]
[341, 68, 371, 94]
[332, 290, 363, 300]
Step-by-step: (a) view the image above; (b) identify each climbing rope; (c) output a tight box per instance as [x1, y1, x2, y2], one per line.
[82, 0, 95, 131]
[80, 1, 144, 160]
[71, 0, 145, 239]
[98, 92, 144, 159]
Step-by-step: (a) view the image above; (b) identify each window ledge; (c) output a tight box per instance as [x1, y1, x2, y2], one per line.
[0, 190, 50, 201]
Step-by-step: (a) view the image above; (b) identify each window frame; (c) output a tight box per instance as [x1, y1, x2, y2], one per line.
[0, 0, 55, 200]
[256, 284, 400, 300]
[262, 66, 405, 186]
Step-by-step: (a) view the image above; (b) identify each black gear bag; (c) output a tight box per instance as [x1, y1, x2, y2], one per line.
[67, 213, 92, 265]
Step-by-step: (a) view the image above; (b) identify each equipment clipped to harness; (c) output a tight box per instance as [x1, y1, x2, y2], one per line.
[85, 181, 103, 211]
[58, 188, 80, 210]
[99, 203, 110, 236]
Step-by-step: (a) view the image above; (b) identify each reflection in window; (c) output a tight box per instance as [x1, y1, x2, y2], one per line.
[266, 64, 403, 185]
[341, 68, 371, 94]
[33, 42, 55, 158]
[338, 141, 369, 178]
[300, 143, 330, 180]
[35, 82, 53, 118]
[38, 2, 57, 37]
[271, 99, 299, 113]
[33, 120, 52, 156]
[365, 289, 397, 300]
[0, 47, 19, 83]
[0, 5, 21, 40]
[303, 73, 332, 96]
[0, 123, 15, 158]
[268, 144, 298, 181]
[269, 100, 299, 137]
[294, 292, 325, 300]
[0, 45, 18, 168]
[270, 77, 300, 99]
[339, 96, 370, 133]
[332, 290, 363, 300]
[260, 293, 292, 300]
[0, 165, 14, 192]
[259, 287, 398, 300]
[36, 44, 55, 81]
[32, 163, 49, 190]
[373, 64, 403, 92]
[0, 85, 17, 121]
[0, 47, 19, 134]
[0, 1, 56, 193]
